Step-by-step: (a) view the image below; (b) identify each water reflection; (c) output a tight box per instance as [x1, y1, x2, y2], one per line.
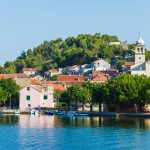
[0, 115, 19, 125]
[0, 115, 150, 130]
[19, 115, 55, 128]
[0, 115, 150, 149]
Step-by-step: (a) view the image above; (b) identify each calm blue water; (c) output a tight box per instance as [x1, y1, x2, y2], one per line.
[0, 115, 150, 150]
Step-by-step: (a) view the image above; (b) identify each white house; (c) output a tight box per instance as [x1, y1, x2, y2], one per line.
[64, 65, 80, 75]
[19, 85, 54, 110]
[79, 64, 92, 75]
[23, 68, 38, 76]
[130, 36, 150, 77]
[31, 75, 44, 81]
[44, 68, 62, 78]
[91, 59, 110, 71]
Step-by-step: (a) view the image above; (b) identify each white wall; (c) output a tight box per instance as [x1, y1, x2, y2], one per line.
[20, 87, 40, 110]
[19, 86, 54, 110]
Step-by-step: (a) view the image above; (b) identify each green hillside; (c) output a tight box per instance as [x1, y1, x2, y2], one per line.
[0, 33, 131, 73]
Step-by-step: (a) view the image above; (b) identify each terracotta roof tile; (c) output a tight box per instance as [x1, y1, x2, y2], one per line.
[125, 62, 135, 68]
[0, 74, 14, 79]
[57, 75, 84, 82]
[52, 84, 66, 91]
[91, 71, 108, 82]
[0, 73, 30, 79]
[32, 86, 43, 92]
[40, 81, 53, 85]
[14, 73, 31, 78]
[31, 80, 41, 85]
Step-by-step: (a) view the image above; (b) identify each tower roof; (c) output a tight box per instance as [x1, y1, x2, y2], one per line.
[137, 36, 144, 45]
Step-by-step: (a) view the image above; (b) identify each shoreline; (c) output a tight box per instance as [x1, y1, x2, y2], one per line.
[1, 110, 150, 118]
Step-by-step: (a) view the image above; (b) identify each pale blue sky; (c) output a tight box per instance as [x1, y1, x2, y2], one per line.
[0, 0, 150, 65]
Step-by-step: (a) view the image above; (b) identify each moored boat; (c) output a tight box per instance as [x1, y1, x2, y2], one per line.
[44, 110, 54, 115]
[14, 110, 20, 115]
[74, 112, 89, 116]
[56, 111, 66, 115]
[31, 109, 39, 115]
[66, 111, 76, 116]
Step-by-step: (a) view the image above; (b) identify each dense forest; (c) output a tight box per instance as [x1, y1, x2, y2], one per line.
[1, 33, 150, 74]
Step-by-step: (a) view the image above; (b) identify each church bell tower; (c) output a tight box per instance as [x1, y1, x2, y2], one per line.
[135, 36, 145, 64]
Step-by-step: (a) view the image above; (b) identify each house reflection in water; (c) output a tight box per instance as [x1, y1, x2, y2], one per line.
[18, 115, 55, 128]
[1, 115, 150, 130]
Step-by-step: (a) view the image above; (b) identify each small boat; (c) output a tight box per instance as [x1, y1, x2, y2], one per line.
[14, 110, 20, 115]
[74, 112, 89, 116]
[44, 110, 54, 115]
[56, 111, 66, 115]
[66, 111, 76, 116]
[31, 109, 35, 115]
[31, 109, 39, 115]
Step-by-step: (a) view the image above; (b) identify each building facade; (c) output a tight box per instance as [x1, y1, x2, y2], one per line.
[130, 36, 150, 77]
[19, 85, 54, 110]
[23, 68, 38, 76]
[91, 59, 110, 71]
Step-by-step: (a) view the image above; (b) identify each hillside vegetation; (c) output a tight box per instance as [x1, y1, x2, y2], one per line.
[1, 33, 148, 74]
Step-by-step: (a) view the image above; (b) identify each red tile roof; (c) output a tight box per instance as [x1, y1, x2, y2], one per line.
[52, 84, 66, 92]
[32, 86, 43, 92]
[14, 73, 31, 78]
[0, 74, 13, 79]
[40, 81, 53, 85]
[61, 81, 84, 86]
[57, 75, 84, 82]
[41, 80, 84, 86]
[91, 71, 108, 82]
[31, 80, 41, 85]
[101, 69, 118, 78]
[0, 73, 30, 79]
[125, 62, 135, 68]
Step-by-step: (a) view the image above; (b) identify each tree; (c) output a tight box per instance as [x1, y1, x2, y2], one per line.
[2, 33, 124, 73]
[92, 83, 109, 112]
[107, 74, 150, 112]
[145, 50, 150, 61]
[0, 79, 19, 107]
[60, 84, 87, 111]
[0, 87, 8, 106]
[60, 91, 71, 110]
[54, 90, 62, 102]
[82, 82, 94, 111]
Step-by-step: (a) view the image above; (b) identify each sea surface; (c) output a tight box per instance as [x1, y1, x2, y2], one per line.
[0, 115, 150, 150]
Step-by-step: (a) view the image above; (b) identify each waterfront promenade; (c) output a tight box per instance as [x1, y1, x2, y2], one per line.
[2, 109, 150, 118]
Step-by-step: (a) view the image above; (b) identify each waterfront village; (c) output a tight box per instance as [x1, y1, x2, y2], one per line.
[1, 36, 150, 115]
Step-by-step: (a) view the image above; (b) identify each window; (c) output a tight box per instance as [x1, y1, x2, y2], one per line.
[27, 87, 30, 91]
[139, 57, 141, 60]
[141, 47, 143, 53]
[44, 95, 48, 100]
[26, 95, 30, 100]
